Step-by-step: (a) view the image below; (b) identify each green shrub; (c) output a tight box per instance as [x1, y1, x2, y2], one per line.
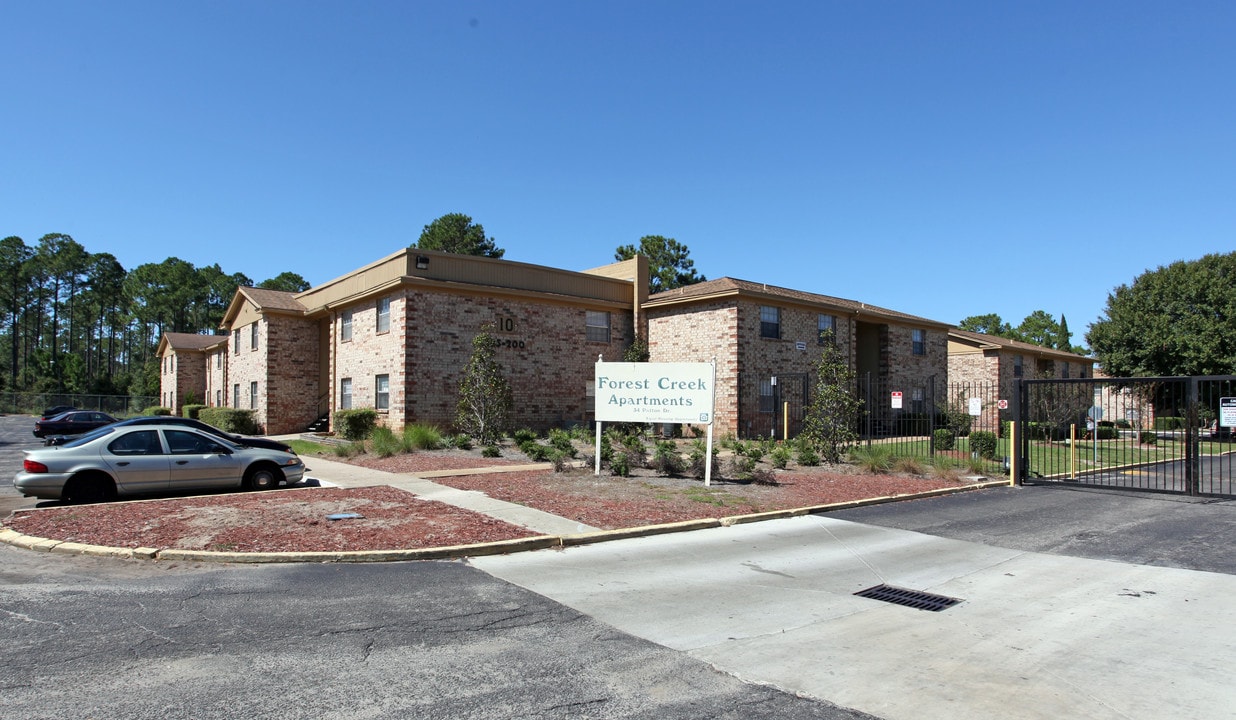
[521, 441, 555, 462]
[934, 428, 956, 451]
[796, 443, 820, 466]
[770, 444, 792, 469]
[849, 445, 892, 473]
[1095, 425, 1119, 440]
[181, 404, 206, 419]
[1153, 417, 1185, 431]
[548, 428, 577, 457]
[611, 451, 631, 477]
[332, 442, 364, 458]
[482, 444, 502, 457]
[144, 406, 173, 416]
[445, 434, 473, 450]
[199, 407, 260, 435]
[1139, 430, 1158, 445]
[369, 426, 402, 458]
[728, 455, 756, 479]
[687, 442, 719, 479]
[513, 427, 538, 444]
[403, 423, 443, 450]
[650, 441, 686, 476]
[969, 430, 998, 459]
[334, 408, 378, 441]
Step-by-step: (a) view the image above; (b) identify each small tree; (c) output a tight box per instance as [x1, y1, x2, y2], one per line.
[457, 325, 513, 445]
[800, 330, 862, 463]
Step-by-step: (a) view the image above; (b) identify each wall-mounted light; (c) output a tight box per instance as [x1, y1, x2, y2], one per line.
[415, 255, 430, 269]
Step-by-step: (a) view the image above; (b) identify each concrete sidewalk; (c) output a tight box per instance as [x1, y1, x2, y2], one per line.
[303, 456, 598, 536]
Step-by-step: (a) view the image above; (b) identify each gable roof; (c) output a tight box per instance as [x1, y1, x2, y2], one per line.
[157, 332, 227, 356]
[949, 328, 1093, 362]
[642, 277, 950, 328]
[220, 287, 308, 328]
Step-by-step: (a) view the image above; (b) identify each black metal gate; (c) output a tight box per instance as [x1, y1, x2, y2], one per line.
[1017, 376, 1236, 497]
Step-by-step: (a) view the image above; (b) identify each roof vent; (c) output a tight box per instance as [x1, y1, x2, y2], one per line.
[854, 584, 962, 612]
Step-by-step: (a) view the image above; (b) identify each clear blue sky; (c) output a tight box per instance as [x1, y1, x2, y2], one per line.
[4, 1, 1234, 349]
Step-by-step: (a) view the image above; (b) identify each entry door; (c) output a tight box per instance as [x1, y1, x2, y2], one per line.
[103, 430, 170, 494]
[164, 429, 244, 489]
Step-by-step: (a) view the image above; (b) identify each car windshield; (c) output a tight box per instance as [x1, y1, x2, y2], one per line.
[61, 426, 117, 448]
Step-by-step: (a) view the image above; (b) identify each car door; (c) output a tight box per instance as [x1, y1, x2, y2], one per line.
[163, 429, 244, 490]
[102, 430, 170, 495]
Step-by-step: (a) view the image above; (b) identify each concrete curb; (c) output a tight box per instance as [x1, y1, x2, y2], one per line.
[0, 479, 1011, 564]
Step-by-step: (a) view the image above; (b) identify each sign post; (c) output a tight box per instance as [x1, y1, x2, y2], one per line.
[594, 360, 717, 484]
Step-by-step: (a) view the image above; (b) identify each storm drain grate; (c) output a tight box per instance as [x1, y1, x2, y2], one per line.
[854, 584, 963, 612]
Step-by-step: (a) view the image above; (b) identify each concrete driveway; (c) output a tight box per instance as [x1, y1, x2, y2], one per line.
[474, 485, 1236, 720]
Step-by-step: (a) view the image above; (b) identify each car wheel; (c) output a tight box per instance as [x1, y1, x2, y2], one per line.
[244, 466, 281, 491]
[63, 474, 116, 504]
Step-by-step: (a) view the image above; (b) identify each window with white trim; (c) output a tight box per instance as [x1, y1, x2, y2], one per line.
[249, 381, 258, 410]
[340, 310, 353, 342]
[911, 387, 925, 413]
[233, 329, 240, 354]
[233, 383, 240, 407]
[375, 374, 389, 410]
[251, 322, 259, 351]
[817, 314, 836, 345]
[376, 297, 391, 334]
[912, 329, 926, 355]
[585, 310, 611, 343]
[1013, 354, 1023, 377]
[760, 306, 780, 339]
[340, 378, 353, 410]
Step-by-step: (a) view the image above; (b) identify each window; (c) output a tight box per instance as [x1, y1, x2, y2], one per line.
[340, 310, 353, 342]
[233, 329, 240, 354]
[216, 352, 222, 369]
[1013, 355, 1023, 378]
[376, 297, 391, 334]
[232, 383, 240, 407]
[817, 314, 836, 345]
[251, 323, 259, 351]
[215, 390, 221, 407]
[759, 379, 774, 413]
[585, 310, 611, 343]
[1062, 364, 1070, 379]
[375, 374, 389, 410]
[108, 430, 162, 456]
[760, 306, 780, 339]
[340, 377, 353, 410]
[912, 329, 926, 355]
[911, 388, 925, 413]
[250, 381, 258, 410]
[166, 429, 222, 455]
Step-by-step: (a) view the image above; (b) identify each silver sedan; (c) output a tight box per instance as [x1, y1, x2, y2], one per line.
[14, 425, 306, 503]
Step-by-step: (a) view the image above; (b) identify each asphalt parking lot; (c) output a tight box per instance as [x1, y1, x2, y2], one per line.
[0, 413, 51, 515]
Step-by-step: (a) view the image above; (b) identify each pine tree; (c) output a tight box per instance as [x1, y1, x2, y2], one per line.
[800, 330, 862, 463]
[456, 325, 513, 445]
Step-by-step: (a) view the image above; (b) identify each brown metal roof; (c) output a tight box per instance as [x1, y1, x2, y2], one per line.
[643, 277, 950, 328]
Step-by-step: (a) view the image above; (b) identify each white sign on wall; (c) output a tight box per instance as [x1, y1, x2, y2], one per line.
[891, 391, 903, 409]
[594, 362, 715, 425]
[968, 397, 983, 416]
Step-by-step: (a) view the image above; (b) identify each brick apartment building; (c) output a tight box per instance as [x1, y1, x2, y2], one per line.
[160, 247, 953, 439]
[947, 328, 1095, 430]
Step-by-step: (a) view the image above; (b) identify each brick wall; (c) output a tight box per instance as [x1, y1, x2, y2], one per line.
[647, 301, 740, 435]
[265, 315, 321, 434]
[206, 348, 226, 408]
[226, 318, 267, 430]
[160, 350, 207, 415]
[329, 288, 634, 433]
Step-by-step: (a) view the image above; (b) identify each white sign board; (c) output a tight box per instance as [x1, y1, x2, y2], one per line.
[1221, 397, 1236, 428]
[891, 391, 903, 409]
[968, 397, 983, 416]
[594, 362, 715, 425]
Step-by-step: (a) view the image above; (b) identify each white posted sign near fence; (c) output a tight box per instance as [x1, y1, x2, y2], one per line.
[594, 360, 717, 484]
[593, 361, 715, 424]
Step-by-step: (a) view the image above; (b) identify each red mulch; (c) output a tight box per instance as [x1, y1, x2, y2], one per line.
[3, 451, 974, 554]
